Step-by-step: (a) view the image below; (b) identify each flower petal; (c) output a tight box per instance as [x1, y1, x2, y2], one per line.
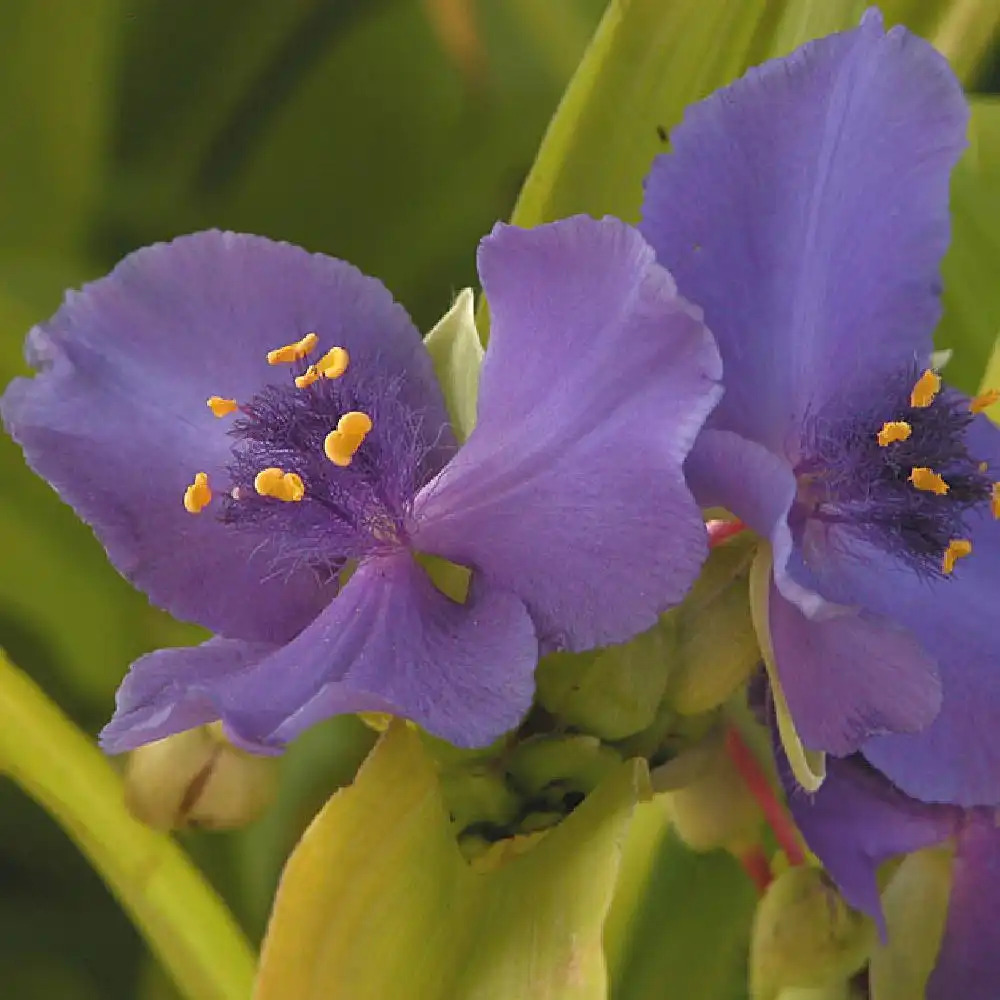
[413, 216, 722, 651]
[927, 817, 1000, 1000]
[218, 551, 538, 750]
[803, 417, 1000, 805]
[768, 575, 941, 757]
[640, 10, 967, 450]
[99, 637, 277, 754]
[1, 232, 450, 643]
[782, 754, 961, 930]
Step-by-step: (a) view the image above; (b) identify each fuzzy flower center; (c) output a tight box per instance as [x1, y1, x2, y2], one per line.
[794, 367, 1000, 576]
[181, 332, 439, 572]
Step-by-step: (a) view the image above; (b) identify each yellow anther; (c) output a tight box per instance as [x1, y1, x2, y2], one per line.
[294, 367, 321, 389]
[324, 411, 373, 468]
[183, 472, 212, 514]
[970, 388, 1000, 414]
[317, 346, 350, 379]
[980, 461, 989, 473]
[254, 467, 305, 502]
[992, 483, 1000, 520]
[877, 420, 912, 447]
[206, 395, 238, 418]
[337, 411, 373, 437]
[910, 369, 941, 408]
[909, 467, 949, 495]
[266, 331, 319, 365]
[942, 538, 973, 575]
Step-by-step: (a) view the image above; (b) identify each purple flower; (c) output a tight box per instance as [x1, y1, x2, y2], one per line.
[785, 754, 999, 999]
[640, 9, 1000, 805]
[1, 217, 721, 753]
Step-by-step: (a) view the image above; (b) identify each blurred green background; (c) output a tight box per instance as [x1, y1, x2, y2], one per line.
[1, 2, 999, 998]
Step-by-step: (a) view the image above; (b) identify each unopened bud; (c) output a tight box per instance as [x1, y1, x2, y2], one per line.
[124, 724, 278, 831]
[668, 534, 761, 715]
[653, 728, 762, 853]
[535, 619, 677, 740]
[506, 734, 622, 810]
[750, 866, 875, 1000]
[438, 766, 520, 835]
[868, 845, 953, 1000]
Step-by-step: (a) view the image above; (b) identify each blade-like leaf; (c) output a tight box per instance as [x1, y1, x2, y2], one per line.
[940, 98, 1000, 392]
[0, 652, 255, 1000]
[255, 722, 648, 1000]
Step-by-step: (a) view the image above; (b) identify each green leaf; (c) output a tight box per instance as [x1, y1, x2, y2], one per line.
[423, 288, 483, 442]
[607, 804, 757, 1000]
[0, 652, 256, 1000]
[255, 722, 648, 1000]
[940, 98, 1000, 393]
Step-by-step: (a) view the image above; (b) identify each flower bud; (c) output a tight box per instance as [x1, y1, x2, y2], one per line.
[750, 866, 875, 1000]
[667, 534, 761, 715]
[438, 766, 521, 835]
[505, 734, 622, 810]
[124, 724, 278, 831]
[868, 845, 953, 1000]
[535, 619, 677, 740]
[652, 728, 762, 854]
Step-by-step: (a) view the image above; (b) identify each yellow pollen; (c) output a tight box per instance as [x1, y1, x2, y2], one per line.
[294, 366, 321, 389]
[909, 467, 949, 495]
[254, 467, 305, 502]
[206, 395, 238, 417]
[970, 388, 1000, 414]
[877, 420, 912, 447]
[324, 410, 373, 467]
[910, 369, 941, 408]
[183, 472, 212, 514]
[266, 331, 319, 365]
[317, 346, 350, 379]
[992, 483, 1000, 520]
[942, 538, 973, 575]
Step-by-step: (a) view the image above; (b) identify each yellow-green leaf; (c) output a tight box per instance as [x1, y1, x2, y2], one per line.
[0, 652, 255, 1000]
[423, 287, 483, 442]
[255, 722, 648, 1000]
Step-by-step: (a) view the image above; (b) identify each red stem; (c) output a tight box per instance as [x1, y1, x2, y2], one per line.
[737, 845, 774, 894]
[725, 725, 807, 868]
[706, 518, 746, 548]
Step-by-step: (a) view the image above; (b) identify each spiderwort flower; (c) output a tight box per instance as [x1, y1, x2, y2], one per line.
[641, 9, 1000, 804]
[1, 217, 722, 753]
[785, 755, 999, 999]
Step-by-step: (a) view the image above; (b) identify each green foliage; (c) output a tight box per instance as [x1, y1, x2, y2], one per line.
[0, 651, 255, 1000]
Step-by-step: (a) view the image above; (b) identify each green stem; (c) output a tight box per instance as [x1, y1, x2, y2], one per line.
[0, 653, 256, 1000]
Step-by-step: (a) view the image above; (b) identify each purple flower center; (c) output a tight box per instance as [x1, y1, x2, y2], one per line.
[185, 335, 448, 577]
[793, 366, 997, 576]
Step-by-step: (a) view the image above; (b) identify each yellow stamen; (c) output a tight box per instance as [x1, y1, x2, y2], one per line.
[324, 411, 373, 467]
[183, 472, 212, 514]
[909, 467, 949, 495]
[294, 366, 321, 389]
[254, 467, 305, 502]
[942, 538, 972, 575]
[980, 461, 989, 473]
[877, 420, 912, 447]
[970, 388, 1000, 414]
[910, 369, 941, 408]
[992, 483, 1000, 520]
[317, 346, 350, 380]
[206, 395, 238, 417]
[266, 332, 319, 365]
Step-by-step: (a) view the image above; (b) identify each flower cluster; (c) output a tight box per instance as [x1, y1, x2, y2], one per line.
[3, 6, 1000, 995]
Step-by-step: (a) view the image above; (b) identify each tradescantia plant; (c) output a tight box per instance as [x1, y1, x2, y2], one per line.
[1, 3, 1000, 1000]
